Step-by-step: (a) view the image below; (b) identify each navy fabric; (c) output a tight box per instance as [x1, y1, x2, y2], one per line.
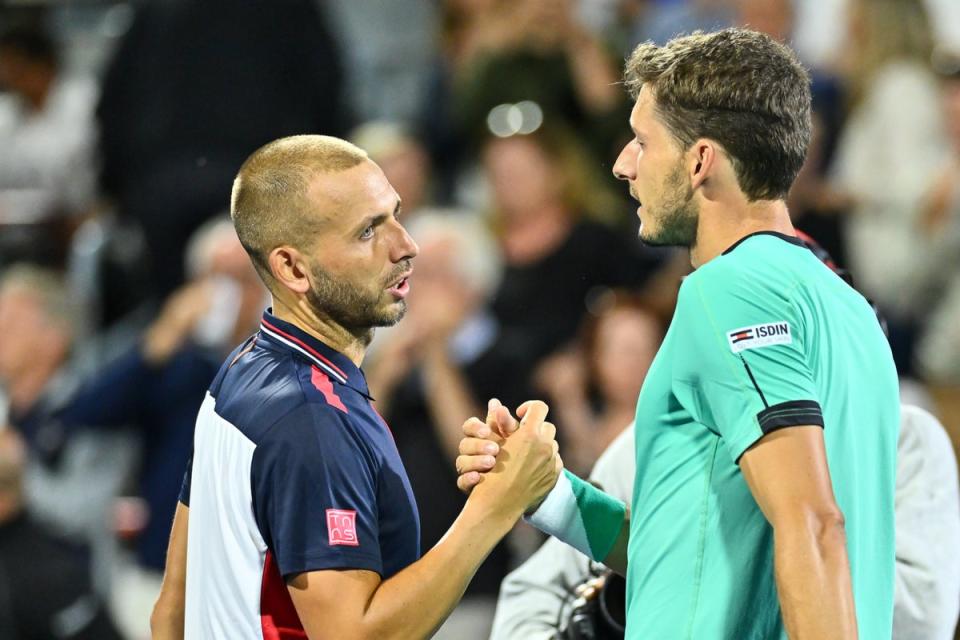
[181, 310, 420, 579]
[39, 344, 218, 571]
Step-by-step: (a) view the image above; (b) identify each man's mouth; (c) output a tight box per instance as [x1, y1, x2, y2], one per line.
[386, 271, 413, 298]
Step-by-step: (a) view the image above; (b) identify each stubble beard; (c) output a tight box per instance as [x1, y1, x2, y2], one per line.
[305, 263, 408, 342]
[639, 162, 699, 248]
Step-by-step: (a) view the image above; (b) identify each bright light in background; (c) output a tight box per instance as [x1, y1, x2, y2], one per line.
[486, 101, 544, 137]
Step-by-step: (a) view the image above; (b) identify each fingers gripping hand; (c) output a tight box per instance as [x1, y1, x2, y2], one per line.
[456, 398, 511, 494]
[477, 400, 563, 515]
[489, 398, 519, 439]
[455, 419, 500, 493]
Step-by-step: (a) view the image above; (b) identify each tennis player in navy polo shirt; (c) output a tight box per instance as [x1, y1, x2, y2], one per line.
[151, 135, 562, 639]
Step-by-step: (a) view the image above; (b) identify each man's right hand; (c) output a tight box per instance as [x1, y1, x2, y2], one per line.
[465, 400, 562, 518]
[456, 398, 516, 493]
[457, 399, 561, 501]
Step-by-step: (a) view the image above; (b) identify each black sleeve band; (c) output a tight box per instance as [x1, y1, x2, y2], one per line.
[756, 400, 824, 434]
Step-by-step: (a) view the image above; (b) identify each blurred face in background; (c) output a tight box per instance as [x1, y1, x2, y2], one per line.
[405, 233, 476, 326]
[513, 0, 574, 49]
[376, 140, 430, 214]
[0, 286, 67, 385]
[207, 230, 267, 328]
[483, 135, 561, 219]
[593, 306, 662, 405]
[735, 0, 794, 42]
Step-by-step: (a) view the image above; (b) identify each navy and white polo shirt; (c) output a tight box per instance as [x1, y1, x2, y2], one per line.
[180, 310, 420, 639]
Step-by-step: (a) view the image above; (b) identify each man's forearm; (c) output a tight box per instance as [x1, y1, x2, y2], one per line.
[773, 513, 858, 639]
[358, 496, 517, 640]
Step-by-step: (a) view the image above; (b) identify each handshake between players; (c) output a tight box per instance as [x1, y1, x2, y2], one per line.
[459, 399, 564, 520]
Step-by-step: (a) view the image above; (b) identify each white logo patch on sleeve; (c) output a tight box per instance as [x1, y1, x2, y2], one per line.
[727, 321, 792, 353]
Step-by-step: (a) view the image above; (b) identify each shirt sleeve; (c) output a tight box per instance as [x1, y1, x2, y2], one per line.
[178, 453, 192, 506]
[251, 403, 383, 578]
[671, 270, 824, 464]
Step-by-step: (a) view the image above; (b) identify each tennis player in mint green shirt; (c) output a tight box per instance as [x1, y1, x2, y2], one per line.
[457, 28, 898, 639]
[623, 230, 898, 638]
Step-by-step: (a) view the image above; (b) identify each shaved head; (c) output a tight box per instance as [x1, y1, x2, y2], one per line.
[230, 135, 369, 287]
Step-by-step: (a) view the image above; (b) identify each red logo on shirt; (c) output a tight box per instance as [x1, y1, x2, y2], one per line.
[326, 509, 359, 546]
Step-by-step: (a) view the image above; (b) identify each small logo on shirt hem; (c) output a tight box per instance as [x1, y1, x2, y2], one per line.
[327, 509, 359, 546]
[727, 322, 792, 353]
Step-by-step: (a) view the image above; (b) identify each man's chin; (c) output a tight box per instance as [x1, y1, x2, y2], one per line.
[374, 300, 407, 327]
[638, 222, 694, 248]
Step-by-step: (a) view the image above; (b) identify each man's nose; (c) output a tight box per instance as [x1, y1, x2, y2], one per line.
[392, 222, 419, 262]
[612, 145, 634, 181]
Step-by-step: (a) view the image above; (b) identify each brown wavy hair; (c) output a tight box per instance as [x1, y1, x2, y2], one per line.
[624, 28, 812, 202]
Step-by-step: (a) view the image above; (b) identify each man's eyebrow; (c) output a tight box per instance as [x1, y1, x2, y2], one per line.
[353, 200, 402, 235]
[355, 213, 389, 234]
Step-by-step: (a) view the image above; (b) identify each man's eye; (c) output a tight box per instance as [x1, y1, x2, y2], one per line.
[360, 226, 375, 240]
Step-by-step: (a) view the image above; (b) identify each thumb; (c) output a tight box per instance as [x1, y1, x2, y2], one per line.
[517, 400, 549, 431]
[495, 405, 519, 437]
[488, 398, 519, 438]
[486, 398, 503, 437]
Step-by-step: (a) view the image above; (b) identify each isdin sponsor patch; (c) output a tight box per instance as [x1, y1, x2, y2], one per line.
[727, 321, 792, 353]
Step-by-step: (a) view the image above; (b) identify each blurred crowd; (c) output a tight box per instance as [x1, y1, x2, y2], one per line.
[0, 0, 959, 637]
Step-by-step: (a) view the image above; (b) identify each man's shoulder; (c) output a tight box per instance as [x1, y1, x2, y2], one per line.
[211, 342, 347, 444]
[681, 234, 827, 309]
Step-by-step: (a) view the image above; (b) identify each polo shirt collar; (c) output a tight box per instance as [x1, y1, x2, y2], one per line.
[258, 309, 370, 397]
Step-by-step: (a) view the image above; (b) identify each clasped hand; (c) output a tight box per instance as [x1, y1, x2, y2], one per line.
[456, 399, 563, 516]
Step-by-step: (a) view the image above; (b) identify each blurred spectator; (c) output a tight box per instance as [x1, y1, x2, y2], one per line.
[45, 218, 265, 638]
[830, 0, 949, 372]
[365, 213, 521, 639]
[351, 121, 435, 217]
[326, 0, 438, 123]
[0, 23, 97, 268]
[96, 0, 349, 299]
[0, 429, 123, 640]
[448, 0, 629, 166]
[632, 0, 734, 46]
[481, 126, 664, 378]
[0, 264, 135, 607]
[535, 293, 663, 475]
[894, 404, 960, 640]
[915, 53, 960, 473]
[734, 0, 792, 43]
[732, 0, 849, 263]
[915, 53, 960, 385]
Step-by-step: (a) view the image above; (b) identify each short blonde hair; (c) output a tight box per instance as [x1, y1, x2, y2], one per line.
[230, 135, 368, 285]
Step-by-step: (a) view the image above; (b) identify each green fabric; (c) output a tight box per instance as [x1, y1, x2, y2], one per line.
[624, 234, 898, 639]
[565, 470, 626, 562]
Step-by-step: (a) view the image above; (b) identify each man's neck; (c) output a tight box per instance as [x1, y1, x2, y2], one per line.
[690, 198, 795, 268]
[271, 297, 369, 366]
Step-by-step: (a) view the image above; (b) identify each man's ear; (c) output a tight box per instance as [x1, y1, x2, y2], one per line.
[688, 139, 718, 191]
[268, 246, 311, 296]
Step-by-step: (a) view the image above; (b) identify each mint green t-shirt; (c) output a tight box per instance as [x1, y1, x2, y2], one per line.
[625, 232, 898, 639]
